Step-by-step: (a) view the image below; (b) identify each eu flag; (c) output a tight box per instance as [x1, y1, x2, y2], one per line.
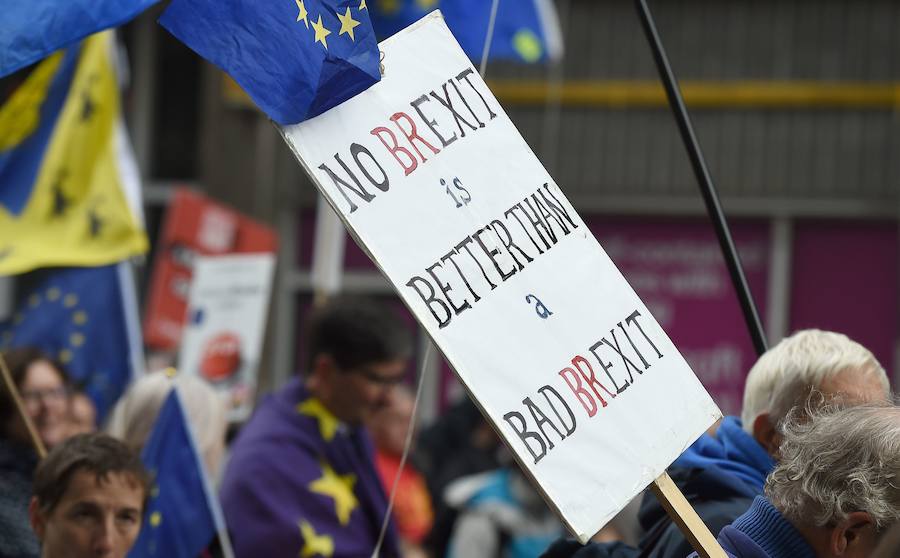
[0, 32, 149, 275]
[0, 263, 140, 422]
[368, 0, 562, 63]
[159, 0, 382, 125]
[130, 389, 231, 558]
[0, 0, 159, 77]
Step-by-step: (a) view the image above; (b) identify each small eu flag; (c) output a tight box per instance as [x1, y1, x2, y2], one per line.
[0, 263, 140, 422]
[0, 0, 159, 77]
[159, 0, 382, 125]
[130, 389, 230, 558]
[368, 0, 563, 64]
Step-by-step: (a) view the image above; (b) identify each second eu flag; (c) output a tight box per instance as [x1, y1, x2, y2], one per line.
[130, 389, 229, 558]
[0, 264, 137, 421]
[159, 0, 382, 125]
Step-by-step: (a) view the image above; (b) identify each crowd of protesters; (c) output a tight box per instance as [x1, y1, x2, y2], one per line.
[2, 297, 900, 558]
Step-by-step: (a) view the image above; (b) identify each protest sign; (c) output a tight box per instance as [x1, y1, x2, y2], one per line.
[280, 13, 721, 542]
[177, 253, 275, 422]
[144, 188, 277, 350]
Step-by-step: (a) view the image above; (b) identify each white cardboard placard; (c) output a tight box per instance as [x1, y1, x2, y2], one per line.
[281, 13, 721, 542]
[178, 253, 275, 423]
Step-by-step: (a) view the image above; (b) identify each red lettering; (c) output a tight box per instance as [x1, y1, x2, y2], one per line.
[390, 111, 440, 163]
[559, 367, 597, 417]
[371, 126, 417, 176]
[571, 355, 615, 406]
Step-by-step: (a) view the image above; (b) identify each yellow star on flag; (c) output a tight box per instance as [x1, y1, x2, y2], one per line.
[309, 463, 358, 526]
[296, 398, 340, 441]
[311, 15, 332, 49]
[358, 0, 367, 10]
[336, 8, 361, 41]
[295, 0, 309, 27]
[299, 520, 334, 558]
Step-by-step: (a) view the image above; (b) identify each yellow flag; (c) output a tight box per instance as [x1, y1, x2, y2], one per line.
[0, 31, 147, 275]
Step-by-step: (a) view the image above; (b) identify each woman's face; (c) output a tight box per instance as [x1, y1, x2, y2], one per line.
[9, 360, 71, 449]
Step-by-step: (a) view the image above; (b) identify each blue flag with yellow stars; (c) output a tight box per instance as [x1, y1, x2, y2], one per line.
[0, 31, 149, 275]
[159, 0, 382, 125]
[131, 389, 230, 558]
[0, 263, 139, 422]
[368, 0, 562, 63]
[0, 0, 158, 77]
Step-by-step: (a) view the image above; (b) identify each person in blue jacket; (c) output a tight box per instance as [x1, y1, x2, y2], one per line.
[542, 329, 890, 558]
[697, 402, 900, 558]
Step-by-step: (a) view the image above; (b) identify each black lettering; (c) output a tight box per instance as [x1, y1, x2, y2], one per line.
[537, 188, 572, 235]
[490, 218, 531, 270]
[541, 183, 579, 231]
[440, 249, 481, 303]
[350, 143, 389, 192]
[626, 310, 663, 359]
[617, 321, 650, 369]
[503, 410, 547, 464]
[520, 198, 554, 249]
[505, 204, 545, 254]
[456, 68, 497, 120]
[528, 194, 559, 245]
[410, 94, 456, 148]
[538, 385, 576, 437]
[473, 225, 515, 281]
[430, 81, 479, 136]
[405, 275, 451, 328]
[455, 235, 497, 291]
[318, 156, 373, 214]
[425, 261, 470, 316]
[523, 396, 564, 449]
[589, 341, 630, 395]
[602, 329, 644, 384]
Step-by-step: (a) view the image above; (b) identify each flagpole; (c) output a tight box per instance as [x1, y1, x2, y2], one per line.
[0, 354, 47, 459]
[634, 0, 768, 357]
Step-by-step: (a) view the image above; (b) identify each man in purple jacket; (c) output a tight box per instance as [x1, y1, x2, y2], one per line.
[220, 297, 412, 557]
[699, 402, 900, 558]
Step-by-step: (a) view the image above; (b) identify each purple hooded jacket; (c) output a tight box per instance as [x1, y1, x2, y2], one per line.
[220, 378, 400, 557]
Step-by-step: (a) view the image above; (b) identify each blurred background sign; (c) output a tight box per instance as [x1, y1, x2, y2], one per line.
[142, 188, 277, 351]
[177, 254, 276, 423]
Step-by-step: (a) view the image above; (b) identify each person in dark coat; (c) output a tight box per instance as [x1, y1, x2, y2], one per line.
[0, 348, 73, 558]
[542, 329, 889, 558]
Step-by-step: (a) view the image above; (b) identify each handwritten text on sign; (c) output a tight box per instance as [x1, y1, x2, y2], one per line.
[281, 13, 720, 542]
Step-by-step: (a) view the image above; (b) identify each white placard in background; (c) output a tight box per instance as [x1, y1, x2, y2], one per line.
[281, 13, 721, 542]
[178, 253, 275, 422]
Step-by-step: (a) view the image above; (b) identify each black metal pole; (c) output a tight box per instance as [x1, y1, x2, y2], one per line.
[634, 0, 768, 357]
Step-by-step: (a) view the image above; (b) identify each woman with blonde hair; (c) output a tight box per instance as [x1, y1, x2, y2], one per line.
[106, 370, 228, 479]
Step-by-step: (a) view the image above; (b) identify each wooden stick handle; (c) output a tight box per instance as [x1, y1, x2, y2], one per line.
[0, 354, 47, 459]
[650, 472, 728, 558]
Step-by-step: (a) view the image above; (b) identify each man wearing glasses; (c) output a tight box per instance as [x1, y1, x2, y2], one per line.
[220, 296, 413, 558]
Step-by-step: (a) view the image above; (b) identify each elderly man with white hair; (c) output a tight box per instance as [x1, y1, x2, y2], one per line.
[699, 402, 900, 557]
[541, 329, 890, 558]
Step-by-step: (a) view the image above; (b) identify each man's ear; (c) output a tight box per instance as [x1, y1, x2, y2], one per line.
[830, 512, 875, 556]
[307, 354, 337, 396]
[751, 413, 781, 456]
[28, 497, 45, 540]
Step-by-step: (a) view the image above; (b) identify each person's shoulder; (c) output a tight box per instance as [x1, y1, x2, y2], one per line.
[714, 525, 769, 558]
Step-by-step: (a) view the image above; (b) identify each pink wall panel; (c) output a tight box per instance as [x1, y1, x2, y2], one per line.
[789, 220, 898, 383]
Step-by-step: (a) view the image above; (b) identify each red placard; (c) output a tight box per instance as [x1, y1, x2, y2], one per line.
[143, 188, 278, 350]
